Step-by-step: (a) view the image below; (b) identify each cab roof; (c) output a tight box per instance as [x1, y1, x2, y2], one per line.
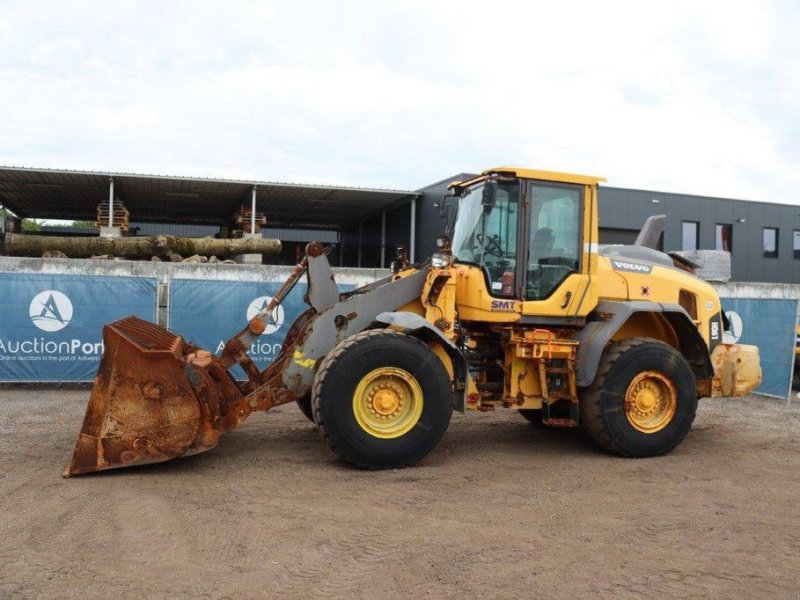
[484, 166, 606, 186]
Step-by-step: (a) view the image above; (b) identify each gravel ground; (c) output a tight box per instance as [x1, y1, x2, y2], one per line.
[1, 388, 799, 599]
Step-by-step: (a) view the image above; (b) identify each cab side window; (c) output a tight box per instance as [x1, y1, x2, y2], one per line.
[526, 184, 582, 300]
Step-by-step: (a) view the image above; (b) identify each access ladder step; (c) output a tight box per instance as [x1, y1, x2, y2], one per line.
[543, 417, 579, 428]
[542, 400, 579, 427]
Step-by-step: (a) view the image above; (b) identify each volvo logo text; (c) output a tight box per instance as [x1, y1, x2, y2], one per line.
[611, 260, 653, 274]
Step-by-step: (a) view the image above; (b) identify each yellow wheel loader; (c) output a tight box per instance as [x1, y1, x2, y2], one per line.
[65, 167, 762, 476]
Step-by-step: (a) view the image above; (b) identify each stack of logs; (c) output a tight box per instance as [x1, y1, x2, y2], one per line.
[3, 233, 282, 262]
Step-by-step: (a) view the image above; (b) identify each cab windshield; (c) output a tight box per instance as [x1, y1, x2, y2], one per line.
[451, 181, 520, 294]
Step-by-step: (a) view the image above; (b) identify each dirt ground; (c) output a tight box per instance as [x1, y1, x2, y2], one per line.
[1, 389, 799, 599]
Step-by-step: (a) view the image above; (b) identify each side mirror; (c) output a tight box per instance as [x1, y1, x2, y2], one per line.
[482, 180, 497, 214]
[444, 198, 458, 236]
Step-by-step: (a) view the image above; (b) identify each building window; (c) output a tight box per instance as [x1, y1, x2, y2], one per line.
[763, 227, 778, 258]
[681, 221, 699, 251]
[715, 224, 732, 251]
[794, 230, 800, 259]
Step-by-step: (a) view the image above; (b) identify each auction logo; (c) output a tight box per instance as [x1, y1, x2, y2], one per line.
[723, 310, 742, 343]
[246, 296, 284, 335]
[29, 290, 73, 332]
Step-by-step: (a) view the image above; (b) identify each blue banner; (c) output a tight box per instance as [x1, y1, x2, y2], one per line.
[169, 279, 313, 379]
[0, 273, 158, 382]
[720, 298, 798, 398]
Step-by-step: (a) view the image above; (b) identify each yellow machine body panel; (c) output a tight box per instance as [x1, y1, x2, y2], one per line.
[596, 255, 723, 350]
[452, 265, 521, 323]
[711, 344, 762, 396]
[520, 271, 596, 317]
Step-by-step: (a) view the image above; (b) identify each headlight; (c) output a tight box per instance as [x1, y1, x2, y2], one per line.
[435, 235, 451, 251]
[431, 253, 450, 268]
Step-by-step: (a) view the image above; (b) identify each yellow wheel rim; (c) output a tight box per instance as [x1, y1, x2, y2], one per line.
[353, 367, 424, 439]
[623, 370, 677, 433]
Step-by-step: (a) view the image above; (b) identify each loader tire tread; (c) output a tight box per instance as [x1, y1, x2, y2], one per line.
[313, 329, 415, 469]
[579, 337, 697, 458]
[580, 338, 648, 455]
[312, 328, 450, 469]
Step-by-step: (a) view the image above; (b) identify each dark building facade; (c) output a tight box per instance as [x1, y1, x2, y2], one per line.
[596, 186, 800, 284]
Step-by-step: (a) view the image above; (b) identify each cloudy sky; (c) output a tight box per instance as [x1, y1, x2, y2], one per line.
[1, 1, 798, 203]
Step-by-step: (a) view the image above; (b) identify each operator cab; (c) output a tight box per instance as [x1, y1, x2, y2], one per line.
[449, 174, 583, 302]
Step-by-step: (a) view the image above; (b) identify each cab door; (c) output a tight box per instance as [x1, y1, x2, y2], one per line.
[518, 180, 598, 318]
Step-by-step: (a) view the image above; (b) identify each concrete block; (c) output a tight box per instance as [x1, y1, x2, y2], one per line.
[234, 233, 263, 264]
[672, 250, 731, 282]
[234, 253, 262, 265]
[99, 226, 122, 238]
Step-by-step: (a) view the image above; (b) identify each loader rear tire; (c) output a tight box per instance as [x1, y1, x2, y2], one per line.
[579, 338, 697, 457]
[296, 396, 315, 423]
[312, 329, 452, 469]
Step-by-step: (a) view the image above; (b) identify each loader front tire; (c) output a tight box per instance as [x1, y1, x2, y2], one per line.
[312, 329, 452, 469]
[579, 338, 697, 457]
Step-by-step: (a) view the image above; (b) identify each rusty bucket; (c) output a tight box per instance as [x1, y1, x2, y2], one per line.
[64, 316, 241, 476]
[64, 252, 314, 476]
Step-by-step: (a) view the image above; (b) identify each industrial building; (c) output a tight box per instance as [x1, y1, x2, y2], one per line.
[1, 165, 799, 283]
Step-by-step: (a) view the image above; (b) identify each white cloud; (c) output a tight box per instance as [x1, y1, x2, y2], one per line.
[0, 0, 798, 203]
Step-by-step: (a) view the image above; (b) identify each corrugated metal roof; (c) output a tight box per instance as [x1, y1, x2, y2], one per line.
[0, 166, 419, 229]
[130, 222, 218, 237]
